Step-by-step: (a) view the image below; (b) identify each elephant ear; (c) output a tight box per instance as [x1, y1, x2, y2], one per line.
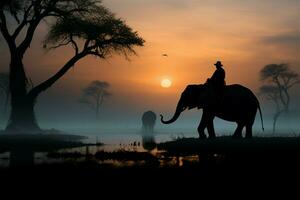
[198, 84, 218, 108]
[184, 84, 211, 109]
[184, 85, 203, 109]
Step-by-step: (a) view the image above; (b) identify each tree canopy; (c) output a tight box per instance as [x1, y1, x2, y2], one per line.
[0, 0, 144, 98]
[79, 80, 112, 117]
[44, 2, 144, 58]
[260, 64, 299, 87]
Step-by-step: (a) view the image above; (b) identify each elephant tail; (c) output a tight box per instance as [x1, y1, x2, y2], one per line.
[258, 103, 264, 132]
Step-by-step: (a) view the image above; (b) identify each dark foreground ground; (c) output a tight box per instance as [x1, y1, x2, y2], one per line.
[0, 136, 299, 199]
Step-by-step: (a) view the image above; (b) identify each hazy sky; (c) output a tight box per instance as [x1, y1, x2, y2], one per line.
[0, 0, 300, 130]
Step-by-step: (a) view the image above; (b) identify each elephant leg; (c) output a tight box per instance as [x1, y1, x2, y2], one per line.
[207, 116, 216, 138]
[245, 124, 252, 138]
[197, 113, 208, 139]
[232, 123, 244, 138]
[197, 111, 214, 139]
[245, 113, 255, 138]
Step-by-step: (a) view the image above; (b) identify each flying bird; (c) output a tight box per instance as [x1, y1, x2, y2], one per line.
[162, 54, 168, 57]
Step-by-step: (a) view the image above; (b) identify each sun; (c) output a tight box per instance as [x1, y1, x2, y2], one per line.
[161, 78, 172, 88]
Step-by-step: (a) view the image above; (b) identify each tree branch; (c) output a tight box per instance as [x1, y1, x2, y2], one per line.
[12, 2, 34, 39]
[47, 40, 72, 50]
[0, 10, 15, 50]
[273, 77, 287, 106]
[84, 39, 91, 50]
[17, 0, 47, 56]
[27, 52, 86, 100]
[88, 51, 105, 58]
[99, 93, 105, 106]
[17, 18, 41, 56]
[70, 35, 79, 55]
[79, 98, 96, 110]
[287, 80, 300, 89]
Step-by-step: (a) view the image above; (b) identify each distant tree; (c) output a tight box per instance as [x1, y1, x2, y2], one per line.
[0, 0, 144, 132]
[0, 72, 9, 112]
[259, 64, 300, 133]
[79, 81, 112, 117]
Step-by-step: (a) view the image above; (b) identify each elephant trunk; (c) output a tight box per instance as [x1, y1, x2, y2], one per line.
[160, 99, 185, 124]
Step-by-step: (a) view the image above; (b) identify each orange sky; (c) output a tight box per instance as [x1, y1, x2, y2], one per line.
[0, 0, 300, 125]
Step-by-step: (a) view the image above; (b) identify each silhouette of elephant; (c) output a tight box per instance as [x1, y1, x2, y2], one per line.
[142, 111, 157, 134]
[160, 84, 264, 138]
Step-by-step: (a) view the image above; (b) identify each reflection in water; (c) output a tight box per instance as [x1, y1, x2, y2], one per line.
[0, 152, 9, 168]
[142, 136, 156, 151]
[0, 143, 204, 169]
[0, 133, 205, 168]
[10, 149, 34, 167]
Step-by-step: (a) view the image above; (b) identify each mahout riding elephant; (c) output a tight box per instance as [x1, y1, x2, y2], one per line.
[160, 84, 264, 138]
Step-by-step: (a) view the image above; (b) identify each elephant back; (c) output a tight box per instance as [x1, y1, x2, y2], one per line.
[223, 84, 260, 109]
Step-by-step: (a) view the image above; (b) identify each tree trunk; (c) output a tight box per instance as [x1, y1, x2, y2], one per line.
[5, 48, 84, 133]
[96, 100, 99, 118]
[5, 55, 40, 133]
[272, 111, 283, 134]
[272, 115, 278, 134]
[6, 97, 40, 133]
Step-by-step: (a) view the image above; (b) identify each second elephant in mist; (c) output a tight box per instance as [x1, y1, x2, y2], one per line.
[160, 84, 264, 138]
[142, 111, 157, 134]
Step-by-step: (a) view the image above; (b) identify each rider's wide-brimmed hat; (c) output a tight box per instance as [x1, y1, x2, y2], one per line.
[214, 61, 223, 67]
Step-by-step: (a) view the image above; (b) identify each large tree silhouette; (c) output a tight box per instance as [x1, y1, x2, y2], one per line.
[79, 81, 111, 117]
[0, 0, 144, 132]
[259, 64, 300, 133]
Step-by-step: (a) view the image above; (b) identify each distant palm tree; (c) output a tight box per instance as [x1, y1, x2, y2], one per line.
[79, 81, 112, 117]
